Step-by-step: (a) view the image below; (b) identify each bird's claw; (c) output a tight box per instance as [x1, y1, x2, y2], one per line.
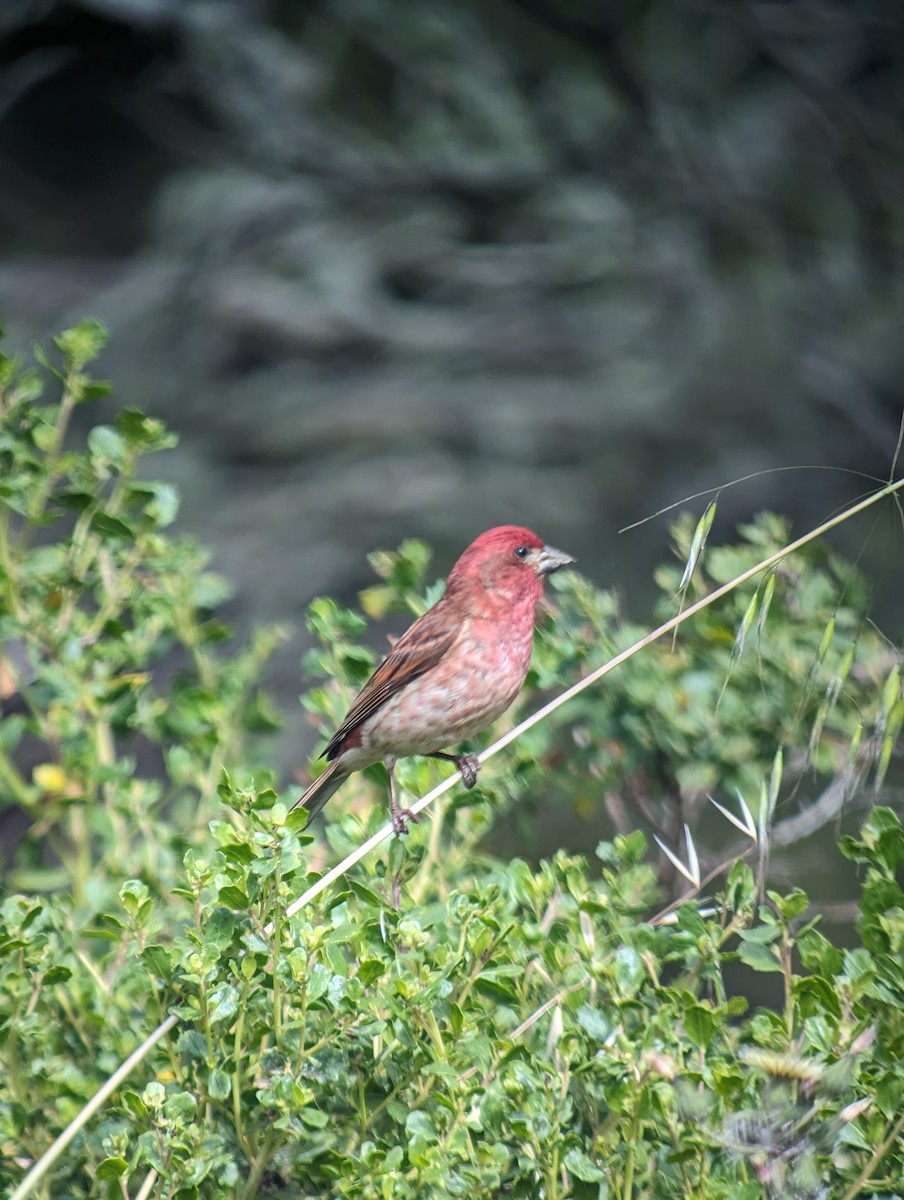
[456, 754, 480, 790]
[391, 803, 422, 835]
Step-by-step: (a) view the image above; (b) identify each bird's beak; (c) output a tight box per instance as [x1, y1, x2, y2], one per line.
[534, 544, 576, 576]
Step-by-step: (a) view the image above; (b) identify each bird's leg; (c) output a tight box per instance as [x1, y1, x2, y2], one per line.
[427, 751, 480, 790]
[387, 761, 421, 835]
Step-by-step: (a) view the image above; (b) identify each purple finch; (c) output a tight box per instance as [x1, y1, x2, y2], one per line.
[294, 526, 574, 832]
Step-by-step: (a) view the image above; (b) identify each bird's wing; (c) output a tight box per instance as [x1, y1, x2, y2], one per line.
[323, 601, 459, 760]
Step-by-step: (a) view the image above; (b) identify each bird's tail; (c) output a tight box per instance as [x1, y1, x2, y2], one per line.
[291, 760, 349, 826]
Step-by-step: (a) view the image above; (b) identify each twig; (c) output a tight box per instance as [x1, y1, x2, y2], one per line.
[133, 1167, 158, 1200]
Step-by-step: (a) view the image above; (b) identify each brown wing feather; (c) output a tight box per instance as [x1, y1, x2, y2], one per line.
[323, 599, 459, 760]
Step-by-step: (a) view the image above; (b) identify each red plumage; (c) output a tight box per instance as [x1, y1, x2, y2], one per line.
[293, 525, 575, 832]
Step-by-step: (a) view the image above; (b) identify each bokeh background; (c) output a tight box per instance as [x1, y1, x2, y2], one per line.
[2, 0, 903, 787]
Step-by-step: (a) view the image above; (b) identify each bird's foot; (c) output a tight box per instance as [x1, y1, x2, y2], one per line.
[455, 754, 480, 790]
[390, 801, 422, 836]
[428, 751, 481, 789]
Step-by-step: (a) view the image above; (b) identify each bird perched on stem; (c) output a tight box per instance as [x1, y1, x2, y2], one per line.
[293, 525, 575, 833]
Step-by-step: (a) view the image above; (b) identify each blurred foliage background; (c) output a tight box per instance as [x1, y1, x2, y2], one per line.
[1, 0, 903, 783]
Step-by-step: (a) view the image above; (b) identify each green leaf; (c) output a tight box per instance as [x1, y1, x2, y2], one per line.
[612, 945, 644, 997]
[473, 976, 518, 1004]
[684, 1003, 717, 1049]
[116, 408, 177, 451]
[675, 903, 708, 938]
[300, 1106, 330, 1128]
[740, 920, 781, 943]
[577, 1005, 613, 1043]
[41, 965, 72, 985]
[207, 985, 239, 1024]
[206, 908, 240, 950]
[129, 480, 180, 527]
[81, 381, 112, 401]
[121, 1090, 148, 1119]
[217, 886, 250, 910]
[90, 511, 135, 539]
[358, 959, 386, 986]
[32, 422, 57, 452]
[770, 888, 809, 920]
[564, 1148, 605, 1183]
[347, 878, 382, 907]
[141, 944, 173, 979]
[54, 319, 108, 369]
[736, 939, 783, 973]
[120, 879, 151, 922]
[96, 1156, 128, 1180]
[164, 1090, 198, 1121]
[87, 424, 128, 468]
[405, 1110, 435, 1140]
[797, 928, 843, 976]
[208, 1069, 231, 1100]
[726, 861, 757, 914]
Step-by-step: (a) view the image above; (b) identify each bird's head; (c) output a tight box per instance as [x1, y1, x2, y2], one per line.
[446, 525, 575, 611]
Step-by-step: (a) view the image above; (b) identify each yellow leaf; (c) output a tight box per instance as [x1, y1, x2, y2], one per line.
[359, 585, 394, 620]
[33, 763, 71, 794]
[112, 672, 150, 688]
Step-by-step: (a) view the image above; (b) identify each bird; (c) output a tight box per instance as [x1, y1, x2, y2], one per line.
[292, 525, 575, 833]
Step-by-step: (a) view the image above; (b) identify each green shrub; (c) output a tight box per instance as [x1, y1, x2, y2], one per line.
[1, 326, 902, 1199]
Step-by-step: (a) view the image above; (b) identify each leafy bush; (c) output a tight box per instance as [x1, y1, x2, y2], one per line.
[1, 326, 902, 1199]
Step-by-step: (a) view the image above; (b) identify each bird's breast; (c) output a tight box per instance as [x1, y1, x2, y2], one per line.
[345, 612, 536, 765]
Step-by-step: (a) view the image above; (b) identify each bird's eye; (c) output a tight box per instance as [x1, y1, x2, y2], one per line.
[513, 546, 529, 559]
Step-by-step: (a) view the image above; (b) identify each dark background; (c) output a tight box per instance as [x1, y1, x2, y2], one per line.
[1, 0, 903, 784]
